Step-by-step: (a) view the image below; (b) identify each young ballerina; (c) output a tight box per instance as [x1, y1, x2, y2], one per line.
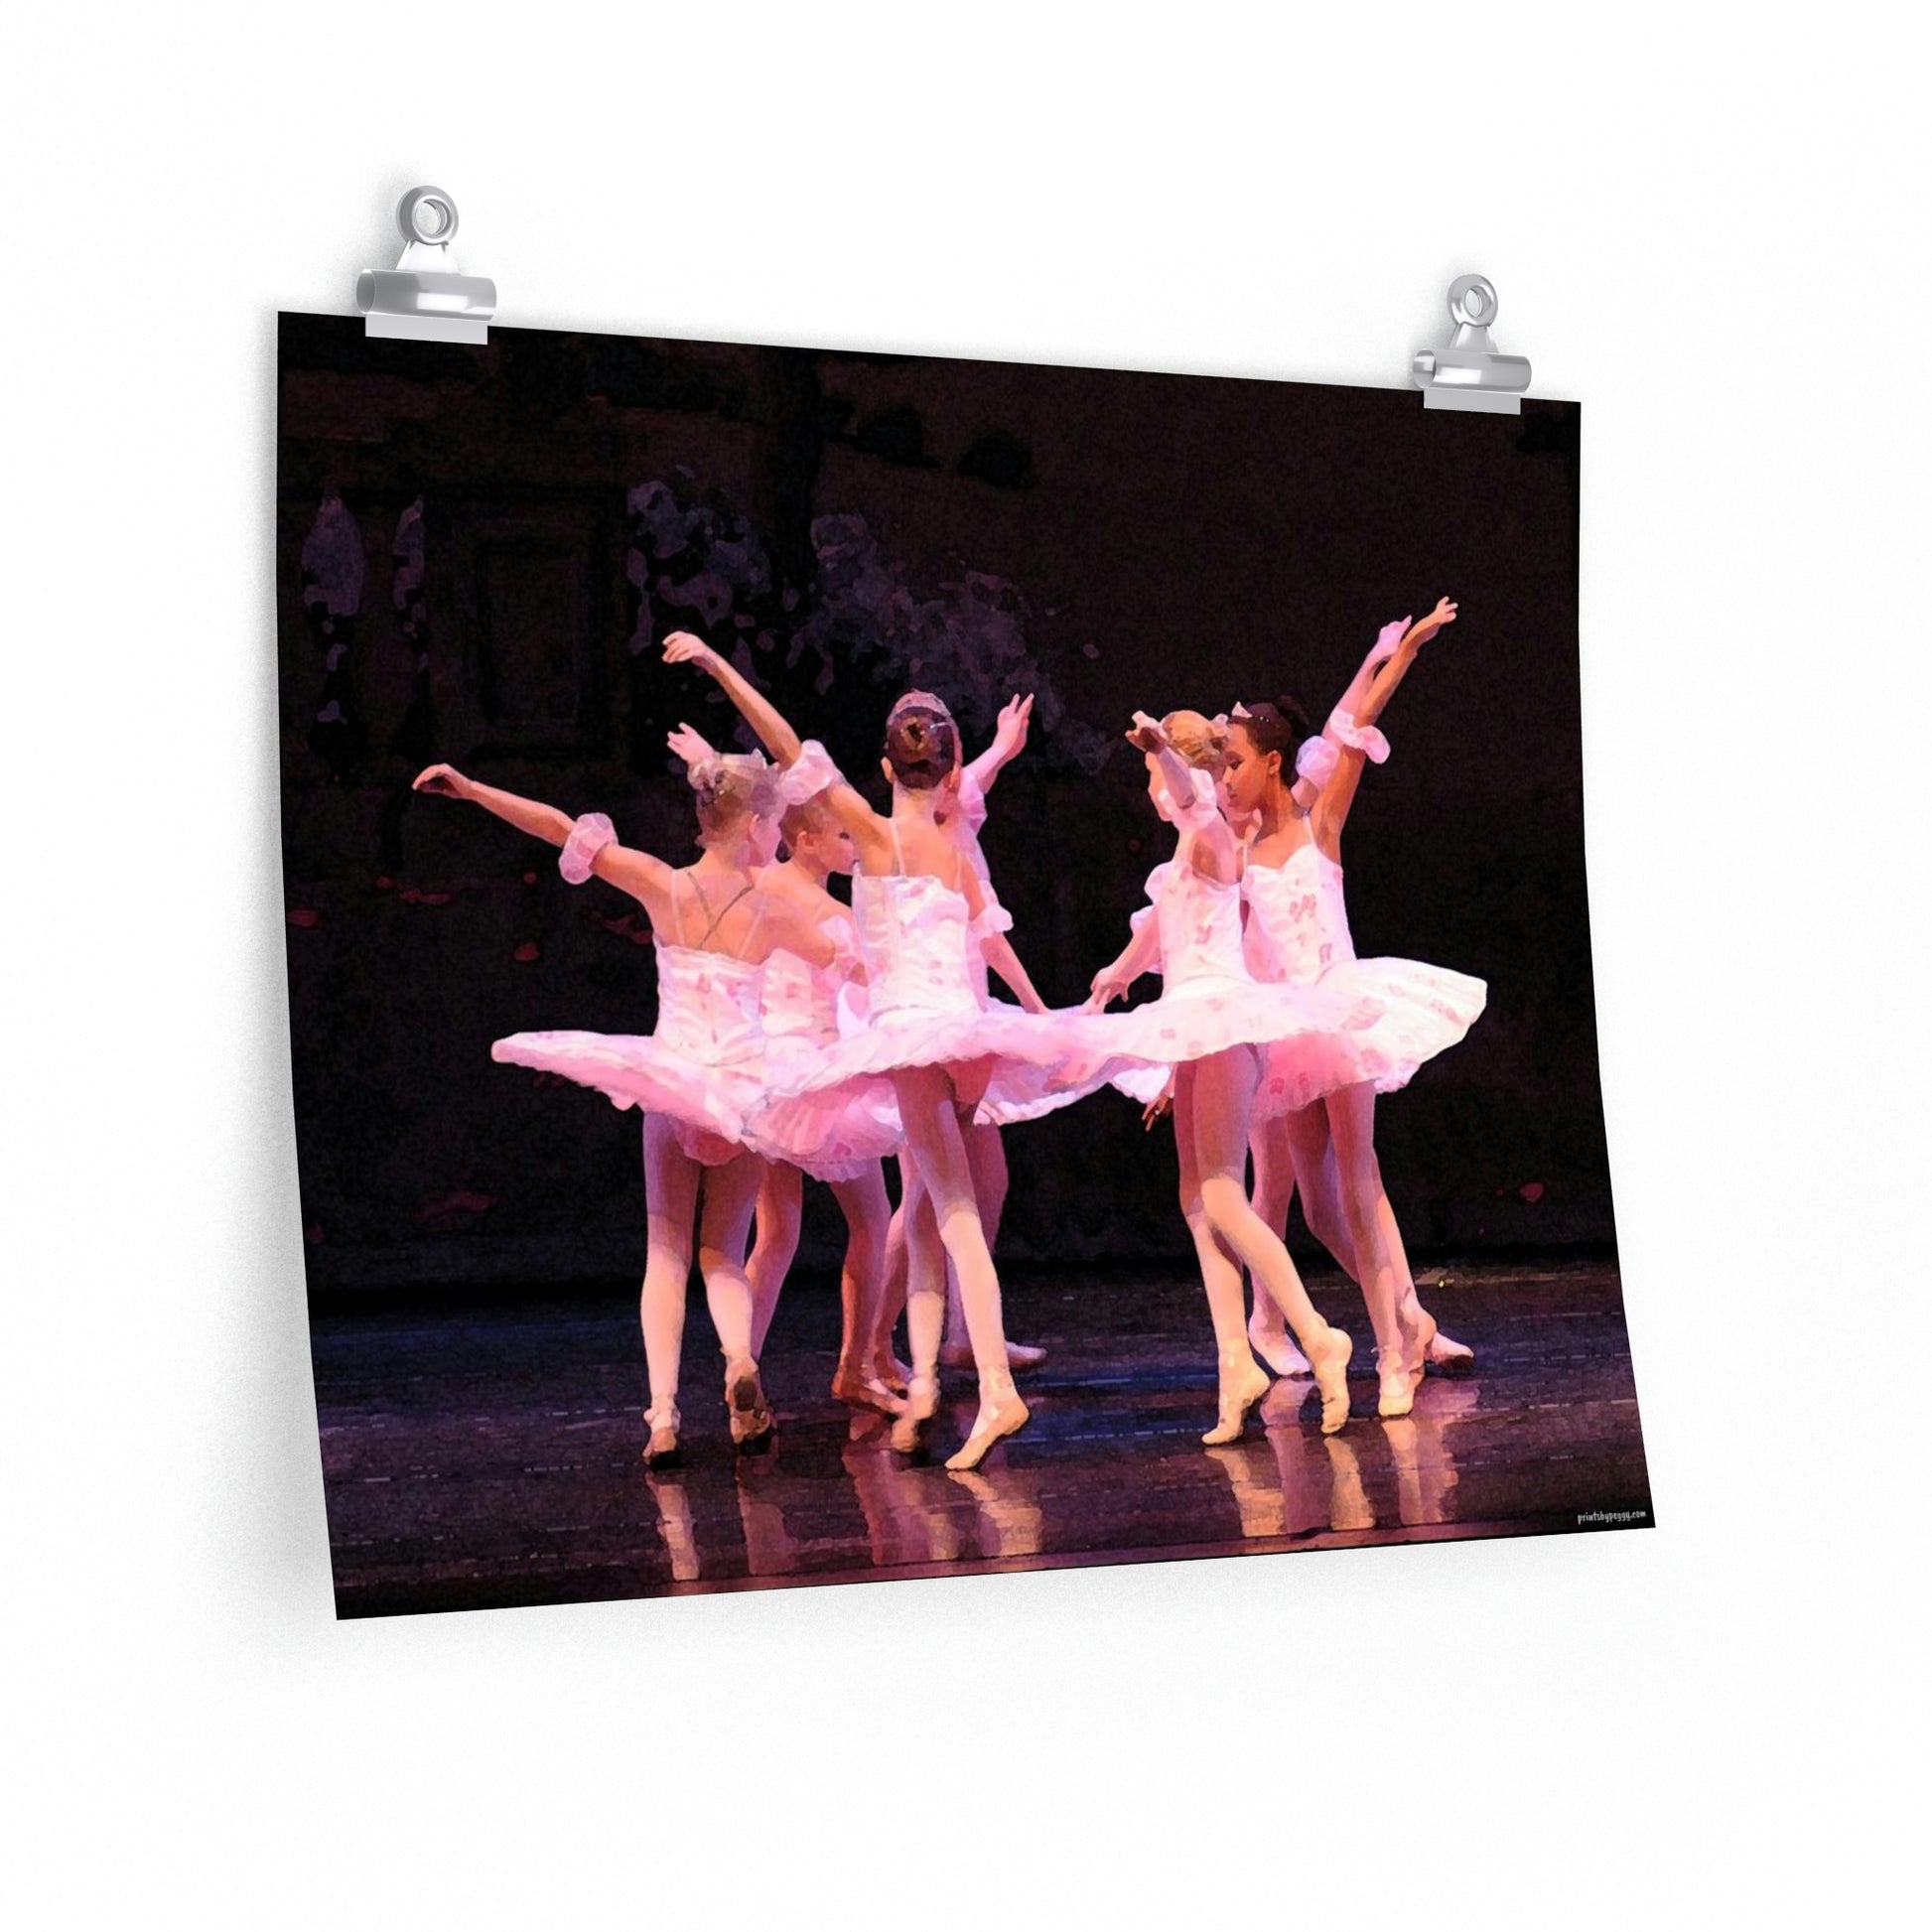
[660, 631, 1135, 1470]
[411, 747, 841, 1467]
[877, 693, 1049, 1376]
[662, 720, 904, 1414]
[1085, 710, 1379, 1443]
[1222, 600, 1487, 1418]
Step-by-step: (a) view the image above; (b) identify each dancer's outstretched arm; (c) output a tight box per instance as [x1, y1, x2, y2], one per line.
[963, 693, 1034, 798]
[414, 763, 676, 899]
[1307, 597, 1456, 841]
[411, 759, 836, 970]
[662, 630, 896, 868]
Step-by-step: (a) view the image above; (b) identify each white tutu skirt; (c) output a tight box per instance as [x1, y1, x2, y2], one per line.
[745, 1035, 903, 1180]
[1250, 958, 1487, 1119]
[759, 999, 1144, 1139]
[1092, 970, 1391, 1111]
[491, 1030, 759, 1169]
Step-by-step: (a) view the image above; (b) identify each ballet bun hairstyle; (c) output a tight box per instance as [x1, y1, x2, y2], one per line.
[1234, 695, 1311, 780]
[688, 751, 779, 847]
[884, 690, 960, 790]
[1160, 709, 1231, 772]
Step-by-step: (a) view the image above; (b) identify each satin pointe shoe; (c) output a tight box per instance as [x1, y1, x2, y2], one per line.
[831, 1365, 904, 1418]
[725, 1359, 775, 1453]
[1306, 1326, 1354, 1436]
[1247, 1309, 1312, 1379]
[1201, 1353, 1273, 1446]
[890, 1372, 940, 1454]
[944, 1389, 1031, 1471]
[642, 1398, 682, 1469]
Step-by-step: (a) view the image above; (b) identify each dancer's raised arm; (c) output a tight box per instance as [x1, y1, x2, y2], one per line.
[662, 630, 895, 867]
[1127, 712, 1240, 882]
[1304, 598, 1456, 841]
[963, 693, 1034, 798]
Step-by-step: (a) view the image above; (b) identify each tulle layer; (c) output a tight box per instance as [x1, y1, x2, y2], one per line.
[1250, 958, 1487, 1118]
[746, 1036, 902, 1178]
[492, 1031, 761, 1167]
[1089, 972, 1389, 1072]
[759, 998, 1150, 1138]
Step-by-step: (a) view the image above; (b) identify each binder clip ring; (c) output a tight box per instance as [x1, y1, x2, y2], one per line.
[1412, 274, 1531, 414]
[356, 186, 496, 345]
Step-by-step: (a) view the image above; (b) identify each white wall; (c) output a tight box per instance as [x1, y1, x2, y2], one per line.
[6, 5, 1921, 1924]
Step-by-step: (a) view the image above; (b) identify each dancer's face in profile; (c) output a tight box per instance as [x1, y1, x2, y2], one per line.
[1220, 725, 1279, 816]
[795, 819, 856, 877]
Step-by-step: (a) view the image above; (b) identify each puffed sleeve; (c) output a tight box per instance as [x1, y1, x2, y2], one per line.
[1294, 738, 1340, 788]
[775, 739, 842, 806]
[559, 812, 619, 885]
[1326, 709, 1391, 763]
[956, 769, 991, 835]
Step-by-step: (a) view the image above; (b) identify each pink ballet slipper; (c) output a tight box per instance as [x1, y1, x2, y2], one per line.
[890, 1374, 940, 1455]
[725, 1359, 774, 1453]
[642, 1398, 682, 1469]
[1307, 1327, 1354, 1436]
[945, 1389, 1031, 1471]
[1201, 1353, 1272, 1447]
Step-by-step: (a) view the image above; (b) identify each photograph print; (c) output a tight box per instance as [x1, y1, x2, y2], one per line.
[278, 314, 1649, 1617]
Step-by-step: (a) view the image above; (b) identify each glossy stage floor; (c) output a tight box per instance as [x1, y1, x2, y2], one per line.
[314, 1253, 1650, 1617]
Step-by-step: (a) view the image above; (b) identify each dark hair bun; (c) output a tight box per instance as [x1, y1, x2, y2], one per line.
[884, 704, 959, 790]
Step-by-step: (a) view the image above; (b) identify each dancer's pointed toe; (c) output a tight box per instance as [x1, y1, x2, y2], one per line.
[944, 1392, 1031, 1471]
[1201, 1355, 1273, 1446]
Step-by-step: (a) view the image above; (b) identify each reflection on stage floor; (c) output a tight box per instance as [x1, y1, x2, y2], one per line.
[314, 1254, 1650, 1617]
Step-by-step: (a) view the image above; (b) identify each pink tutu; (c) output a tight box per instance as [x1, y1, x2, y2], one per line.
[759, 869, 1147, 1136]
[744, 934, 902, 1179]
[492, 1025, 759, 1168]
[1243, 846, 1485, 1119]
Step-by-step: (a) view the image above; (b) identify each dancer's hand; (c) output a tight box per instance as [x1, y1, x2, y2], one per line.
[991, 693, 1035, 762]
[666, 722, 716, 767]
[662, 630, 724, 675]
[412, 762, 471, 800]
[1125, 710, 1168, 754]
[1409, 596, 1457, 646]
[1141, 1077, 1174, 1129]
[1086, 965, 1132, 1010]
[1368, 618, 1411, 668]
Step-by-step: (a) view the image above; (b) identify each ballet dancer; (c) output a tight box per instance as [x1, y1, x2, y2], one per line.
[879, 693, 1049, 1376]
[1085, 710, 1377, 1442]
[664, 722, 904, 1416]
[1222, 600, 1487, 1418]
[411, 748, 840, 1467]
[660, 630, 1134, 1470]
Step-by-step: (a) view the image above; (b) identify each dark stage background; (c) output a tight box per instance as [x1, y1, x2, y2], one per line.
[277, 315, 1603, 1292]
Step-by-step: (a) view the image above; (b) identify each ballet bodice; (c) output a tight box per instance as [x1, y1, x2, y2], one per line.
[760, 909, 857, 1043]
[1243, 843, 1356, 985]
[1140, 859, 1253, 990]
[651, 942, 766, 1066]
[852, 871, 989, 1019]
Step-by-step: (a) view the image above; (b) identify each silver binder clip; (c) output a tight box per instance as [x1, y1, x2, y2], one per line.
[356, 187, 496, 345]
[1412, 275, 1530, 415]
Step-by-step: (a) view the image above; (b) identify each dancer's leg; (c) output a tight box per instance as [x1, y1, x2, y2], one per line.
[1324, 1081, 1411, 1417]
[889, 1171, 947, 1452]
[892, 1063, 1028, 1470]
[1246, 1111, 1313, 1377]
[874, 1158, 914, 1385]
[828, 1163, 896, 1411]
[1174, 1065, 1272, 1444]
[697, 1149, 773, 1448]
[1191, 1047, 1352, 1434]
[747, 1159, 803, 1358]
[640, 1116, 700, 1456]
[943, 1123, 1047, 1368]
